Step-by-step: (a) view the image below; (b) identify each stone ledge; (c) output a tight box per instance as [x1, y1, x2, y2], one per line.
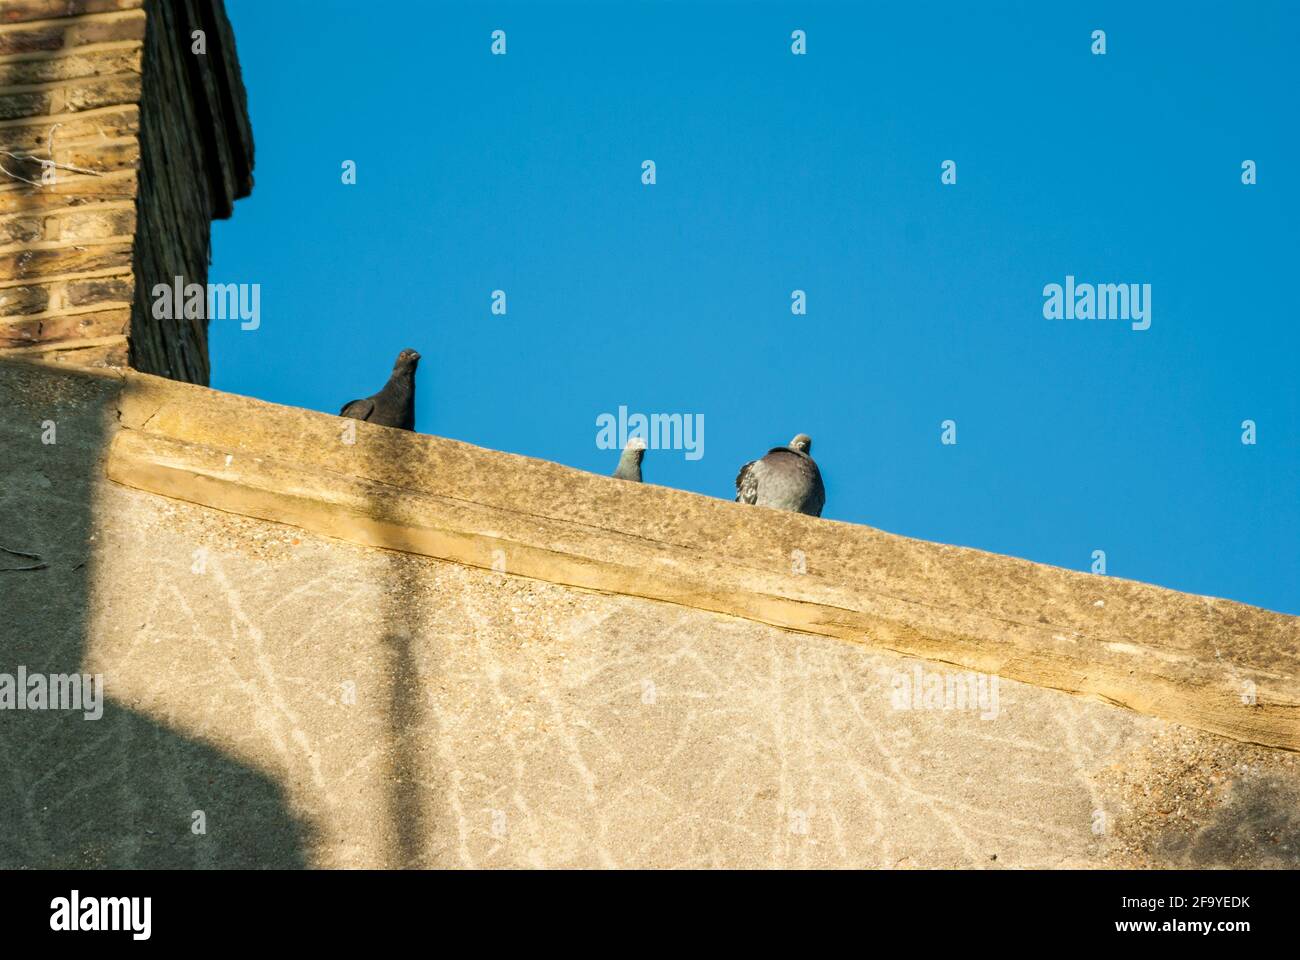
[20, 360, 1280, 753]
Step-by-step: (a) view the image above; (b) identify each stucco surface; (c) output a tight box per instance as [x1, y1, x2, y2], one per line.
[1, 358, 1296, 868]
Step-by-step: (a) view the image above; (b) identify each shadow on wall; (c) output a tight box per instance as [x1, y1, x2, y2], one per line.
[1159, 774, 1300, 869]
[0, 6, 308, 866]
[0, 360, 314, 868]
[366, 471, 437, 868]
[381, 582, 431, 868]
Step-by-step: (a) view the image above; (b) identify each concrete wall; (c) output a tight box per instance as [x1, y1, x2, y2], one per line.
[2, 357, 1296, 868]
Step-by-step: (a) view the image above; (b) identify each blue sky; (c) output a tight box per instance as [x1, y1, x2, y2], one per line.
[210, 1, 1298, 615]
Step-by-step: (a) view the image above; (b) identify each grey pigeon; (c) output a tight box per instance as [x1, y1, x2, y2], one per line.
[612, 436, 647, 482]
[735, 433, 825, 517]
[339, 348, 420, 431]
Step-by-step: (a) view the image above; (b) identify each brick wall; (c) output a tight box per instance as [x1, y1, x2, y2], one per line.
[0, 0, 252, 384]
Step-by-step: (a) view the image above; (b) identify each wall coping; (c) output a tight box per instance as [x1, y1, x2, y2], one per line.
[7, 358, 1294, 751]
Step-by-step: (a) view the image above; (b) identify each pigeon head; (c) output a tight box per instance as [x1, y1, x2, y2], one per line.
[612, 436, 647, 482]
[789, 433, 813, 455]
[393, 348, 421, 374]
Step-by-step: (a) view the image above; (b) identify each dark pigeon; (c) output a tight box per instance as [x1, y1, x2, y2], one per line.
[612, 436, 647, 482]
[339, 348, 420, 431]
[735, 433, 825, 517]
